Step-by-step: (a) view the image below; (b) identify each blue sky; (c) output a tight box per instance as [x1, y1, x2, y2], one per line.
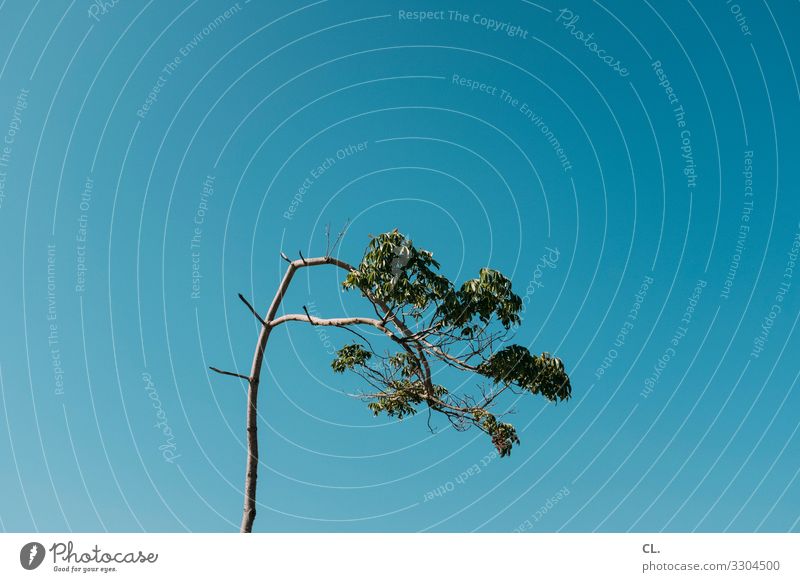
[0, 0, 799, 532]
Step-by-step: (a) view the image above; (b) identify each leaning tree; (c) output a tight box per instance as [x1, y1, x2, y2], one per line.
[211, 229, 572, 532]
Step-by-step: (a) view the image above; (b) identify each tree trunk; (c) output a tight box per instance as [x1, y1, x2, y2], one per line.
[240, 378, 259, 532]
[240, 322, 272, 533]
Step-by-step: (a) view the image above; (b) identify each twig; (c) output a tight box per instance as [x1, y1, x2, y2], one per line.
[298, 250, 307, 265]
[280, 252, 291, 264]
[324, 224, 331, 256]
[426, 407, 435, 433]
[302, 305, 315, 324]
[328, 219, 349, 257]
[209, 366, 250, 381]
[238, 294, 267, 326]
[338, 324, 378, 355]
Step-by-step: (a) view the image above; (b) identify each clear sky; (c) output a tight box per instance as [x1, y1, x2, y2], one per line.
[0, 0, 798, 532]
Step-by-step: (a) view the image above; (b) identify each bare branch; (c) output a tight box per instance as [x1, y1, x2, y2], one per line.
[270, 313, 394, 334]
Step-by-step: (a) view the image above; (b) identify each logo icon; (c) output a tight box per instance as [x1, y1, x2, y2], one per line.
[20, 542, 45, 570]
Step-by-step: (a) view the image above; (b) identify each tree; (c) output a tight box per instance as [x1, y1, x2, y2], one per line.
[211, 229, 572, 532]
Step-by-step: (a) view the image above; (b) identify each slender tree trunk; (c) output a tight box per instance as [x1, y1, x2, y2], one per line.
[240, 321, 272, 533]
[237, 256, 354, 533]
[241, 378, 259, 532]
